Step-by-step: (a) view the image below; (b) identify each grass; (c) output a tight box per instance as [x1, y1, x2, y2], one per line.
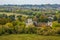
[0, 12, 28, 17]
[0, 34, 60, 40]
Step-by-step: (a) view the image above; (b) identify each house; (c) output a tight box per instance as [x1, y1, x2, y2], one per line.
[26, 18, 34, 27]
[33, 21, 52, 27]
[37, 22, 47, 27]
[26, 17, 53, 27]
[47, 21, 52, 27]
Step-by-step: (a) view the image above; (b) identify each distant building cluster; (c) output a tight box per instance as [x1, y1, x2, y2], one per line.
[26, 18, 53, 27]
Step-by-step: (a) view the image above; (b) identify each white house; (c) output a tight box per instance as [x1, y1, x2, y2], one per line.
[47, 21, 52, 27]
[26, 18, 34, 27]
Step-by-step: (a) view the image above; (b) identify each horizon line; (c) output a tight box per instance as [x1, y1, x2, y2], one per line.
[1, 3, 60, 5]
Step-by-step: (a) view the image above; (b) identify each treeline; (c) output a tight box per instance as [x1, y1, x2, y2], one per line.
[0, 13, 60, 26]
[0, 24, 60, 36]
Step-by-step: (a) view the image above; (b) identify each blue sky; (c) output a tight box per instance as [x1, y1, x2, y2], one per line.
[0, 0, 60, 5]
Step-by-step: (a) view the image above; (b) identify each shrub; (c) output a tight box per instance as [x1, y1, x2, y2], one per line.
[0, 25, 3, 35]
[5, 23, 15, 34]
[36, 27, 56, 36]
[0, 25, 7, 35]
[52, 21, 60, 27]
[55, 27, 60, 35]
[24, 27, 37, 34]
[42, 29, 56, 36]
[0, 23, 60, 36]
[14, 25, 25, 34]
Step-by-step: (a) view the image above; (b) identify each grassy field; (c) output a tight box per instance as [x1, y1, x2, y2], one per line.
[0, 34, 60, 40]
[0, 12, 28, 17]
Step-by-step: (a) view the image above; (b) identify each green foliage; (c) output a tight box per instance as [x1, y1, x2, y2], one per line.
[53, 16, 57, 21]
[17, 15, 27, 22]
[8, 15, 15, 21]
[24, 27, 37, 34]
[38, 15, 48, 22]
[1, 5, 60, 37]
[36, 27, 56, 36]
[52, 21, 60, 27]
[0, 25, 3, 35]
[15, 26, 25, 34]
[0, 24, 60, 36]
[55, 27, 60, 35]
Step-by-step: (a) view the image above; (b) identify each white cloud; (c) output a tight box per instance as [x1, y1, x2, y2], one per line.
[0, 0, 60, 5]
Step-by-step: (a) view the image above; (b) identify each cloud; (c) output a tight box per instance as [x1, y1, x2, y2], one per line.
[0, 0, 60, 5]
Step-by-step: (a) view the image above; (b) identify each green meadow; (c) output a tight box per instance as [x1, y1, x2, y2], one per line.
[0, 34, 60, 40]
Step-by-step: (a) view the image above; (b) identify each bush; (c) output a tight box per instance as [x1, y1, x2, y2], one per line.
[24, 27, 37, 34]
[42, 29, 56, 36]
[36, 27, 56, 36]
[4, 23, 15, 34]
[55, 27, 60, 35]
[14, 25, 25, 34]
[0, 25, 3, 35]
[0, 23, 60, 36]
[52, 21, 60, 27]
[0, 25, 7, 35]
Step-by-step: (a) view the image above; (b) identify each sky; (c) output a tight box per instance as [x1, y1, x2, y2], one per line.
[0, 0, 60, 5]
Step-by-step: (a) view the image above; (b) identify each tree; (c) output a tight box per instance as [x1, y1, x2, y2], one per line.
[8, 15, 15, 21]
[17, 15, 27, 22]
[0, 14, 7, 18]
[0, 18, 11, 25]
[58, 16, 60, 23]
[53, 16, 57, 21]
[38, 14, 48, 22]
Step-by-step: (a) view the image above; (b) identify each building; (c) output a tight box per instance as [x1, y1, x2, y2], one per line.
[47, 21, 52, 27]
[26, 18, 34, 27]
[26, 17, 53, 27]
[33, 21, 52, 27]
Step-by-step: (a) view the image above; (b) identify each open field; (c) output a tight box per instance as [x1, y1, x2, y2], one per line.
[0, 34, 60, 40]
[0, 12, 28, 17]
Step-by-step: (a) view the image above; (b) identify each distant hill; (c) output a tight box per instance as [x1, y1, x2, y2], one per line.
[0, 4, 60, 10]
[0, 4, 60, 9]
